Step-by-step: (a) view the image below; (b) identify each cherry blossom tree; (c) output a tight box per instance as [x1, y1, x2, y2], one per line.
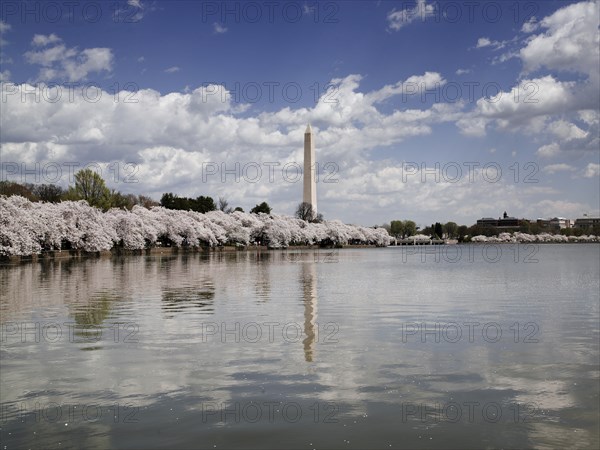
[32, 195, 600, 256]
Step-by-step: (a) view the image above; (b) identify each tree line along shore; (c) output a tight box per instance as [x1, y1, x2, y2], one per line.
[2, 170, 598, 259]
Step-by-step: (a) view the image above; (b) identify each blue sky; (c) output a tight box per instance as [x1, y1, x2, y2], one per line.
[1, 0, 599, 227]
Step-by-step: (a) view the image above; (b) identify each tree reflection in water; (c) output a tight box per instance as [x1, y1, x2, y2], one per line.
[161, 281, 215, 317]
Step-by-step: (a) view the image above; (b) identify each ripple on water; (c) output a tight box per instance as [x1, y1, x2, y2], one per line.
[0, 245, 598, 449]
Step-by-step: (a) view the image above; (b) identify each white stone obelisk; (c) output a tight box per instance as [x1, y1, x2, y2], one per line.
[303, 124, 317, 214]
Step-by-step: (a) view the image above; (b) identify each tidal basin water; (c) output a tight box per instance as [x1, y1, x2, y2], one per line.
[1, 245, 599, 449]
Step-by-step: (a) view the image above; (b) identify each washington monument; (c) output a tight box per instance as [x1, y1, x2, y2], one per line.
[303, 124, 317, 214]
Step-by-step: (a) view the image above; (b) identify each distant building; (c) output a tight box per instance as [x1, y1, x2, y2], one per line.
[574, 216, 600, 229]
[477, 212, 589, 231]
[536, 218, 551, 229]
[476, 212, 522, 229]
[477, 217, 498, 227]
[497, 216, 520, 229]
[536, 217, 572, 231]
[550, 217, 572, 230]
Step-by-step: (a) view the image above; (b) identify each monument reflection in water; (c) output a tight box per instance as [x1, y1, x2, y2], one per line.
[302, 261, 318, 362]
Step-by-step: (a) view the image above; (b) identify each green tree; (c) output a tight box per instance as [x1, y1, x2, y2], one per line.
[390, 220, 405, 238]
[251, 202, 272, 214]
[560, 227, 573, 236]
[434, 222, 443, 239]
[160, 193, 215, 213]
[194, 195, 216, 213]
[457, 225, 468, 242]
[161, 192, 189, 210]
[109, 191, 141, 210]
[572, 227, 584, 237]
[234, 206, 244, 212]
[70, 169, 111, 209]
[403, 220, 417, 237]
[468, 224, 498, 237]
[160, 192, 176, 209]
[529, 222, 541, 235]
[443, 221, 458, 239]
[519, 221, 531, 234]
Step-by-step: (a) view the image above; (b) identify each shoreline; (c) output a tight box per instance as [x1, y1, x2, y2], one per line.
[0, 244, 378, 265]
[1, 241, 598, 265]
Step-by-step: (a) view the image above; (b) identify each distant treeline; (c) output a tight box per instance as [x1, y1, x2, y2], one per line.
[2, 173, 598, 239]
[0, 172, 272, 216]
[380, 218, 599, 241]
[0, 179, 157, 210]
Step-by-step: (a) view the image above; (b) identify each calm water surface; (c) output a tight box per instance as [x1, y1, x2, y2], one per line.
[1, 245, 599, 449]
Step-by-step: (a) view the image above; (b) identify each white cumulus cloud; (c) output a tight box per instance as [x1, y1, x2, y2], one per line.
[536, 143, 561, 158]
[520, 1, 599, 77]
[24, 36, 113, 82]
[32, 34, 62, 47]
